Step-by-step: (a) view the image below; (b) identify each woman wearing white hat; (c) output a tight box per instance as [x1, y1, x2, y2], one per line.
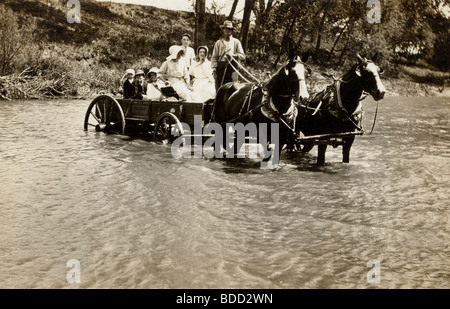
[158, 45, 193, 101]
[121, 68, 136, 99]
[189, 46, 215, 102]
[146, 67, 165, 101]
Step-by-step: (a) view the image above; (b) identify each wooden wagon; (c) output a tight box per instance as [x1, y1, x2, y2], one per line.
[83, 94, 213, 143]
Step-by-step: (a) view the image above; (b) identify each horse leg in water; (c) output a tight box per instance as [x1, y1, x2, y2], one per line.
[317, 144, 327, 165]
[342, 135, 355, 163]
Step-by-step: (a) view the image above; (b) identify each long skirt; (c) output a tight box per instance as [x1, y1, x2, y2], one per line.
[168, 77, 193, 101]
[192, 78, 216, 102]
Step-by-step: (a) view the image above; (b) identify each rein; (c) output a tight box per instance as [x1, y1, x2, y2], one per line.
[221, 58, 304, 137]
[225, 56, 262, 85]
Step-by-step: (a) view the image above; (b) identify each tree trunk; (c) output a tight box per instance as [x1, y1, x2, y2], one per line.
[337, 40, 350, 67]
[327, 17, 351, 63]
[228, 0, 239, 20]
[195, 0, 206, 47]
[273, 15, 297, 68]
[254, 0, 265, 34]
[314, 0, 331, 64]
[266, 0, 273, 12]
[240, 0, 254, 52]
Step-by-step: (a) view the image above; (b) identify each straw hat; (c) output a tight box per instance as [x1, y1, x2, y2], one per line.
[220, 20, 234, 29]
[167, 45, 184, 61]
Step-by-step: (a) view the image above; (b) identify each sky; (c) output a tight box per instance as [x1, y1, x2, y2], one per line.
[96, 1, 450, 19]
[96, 0, 246, 17]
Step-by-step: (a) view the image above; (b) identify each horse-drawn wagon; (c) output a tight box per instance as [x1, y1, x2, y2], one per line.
[84, 51, 386, 166]
[83, 94, 213, 143]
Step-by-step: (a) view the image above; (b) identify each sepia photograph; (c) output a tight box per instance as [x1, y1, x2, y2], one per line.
[0, 0, 448, 293]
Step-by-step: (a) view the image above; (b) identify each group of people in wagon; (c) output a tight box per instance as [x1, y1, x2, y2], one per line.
[120, 20, 245, 103]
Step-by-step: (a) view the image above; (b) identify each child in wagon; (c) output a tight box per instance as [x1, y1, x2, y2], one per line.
[134, 69, 147, 100]
[121, 68, 136, 99]
[146, 67, 165, 101]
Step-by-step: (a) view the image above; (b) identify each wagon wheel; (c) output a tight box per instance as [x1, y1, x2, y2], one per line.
[83, 95, 126, 135]
[153, 112, 184, 144]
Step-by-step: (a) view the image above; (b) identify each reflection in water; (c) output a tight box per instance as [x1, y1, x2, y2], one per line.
[0, 97, 449, 288]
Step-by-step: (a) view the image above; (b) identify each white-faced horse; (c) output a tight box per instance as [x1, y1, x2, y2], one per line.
[298, 53, 386, 165]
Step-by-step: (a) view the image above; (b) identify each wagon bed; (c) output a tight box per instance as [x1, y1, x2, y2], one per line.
[83, 94, 213, 142]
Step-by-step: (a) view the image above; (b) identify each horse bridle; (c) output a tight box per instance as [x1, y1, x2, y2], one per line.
[354, 61, 384, 96]
[277, 59, 309, 102]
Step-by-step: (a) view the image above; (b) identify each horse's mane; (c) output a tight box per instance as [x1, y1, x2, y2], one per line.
[266, 65, 287, 95]
[342, 64, 358, 82]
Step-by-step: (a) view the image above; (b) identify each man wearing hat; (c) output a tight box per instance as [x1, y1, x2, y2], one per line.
[211, 20, 246, 91]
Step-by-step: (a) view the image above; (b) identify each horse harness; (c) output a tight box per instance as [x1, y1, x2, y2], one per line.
[225, 82, 299, 133]
[221, 57, 305, 136]
[298, 78, 365, 132]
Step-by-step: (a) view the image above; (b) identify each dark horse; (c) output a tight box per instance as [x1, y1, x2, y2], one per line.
[212, 49, 310, 164]
[298, 53, 386, 165]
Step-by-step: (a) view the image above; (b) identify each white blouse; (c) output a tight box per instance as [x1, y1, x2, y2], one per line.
[189, 60, 214, 82]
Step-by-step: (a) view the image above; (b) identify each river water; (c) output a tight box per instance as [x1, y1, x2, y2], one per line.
[0, 96, 448, 289]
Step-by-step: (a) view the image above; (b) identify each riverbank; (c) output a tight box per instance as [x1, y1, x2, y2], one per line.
[1, 60, 448, 101]
[0, 0, 448, 101]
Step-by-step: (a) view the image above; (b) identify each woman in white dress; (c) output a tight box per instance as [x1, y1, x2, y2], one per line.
[189, 46, 216, 102]
[159, 45, 193, 101]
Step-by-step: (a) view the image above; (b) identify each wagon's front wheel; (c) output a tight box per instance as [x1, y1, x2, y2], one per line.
[84, 95, 126, 135]
[153, 112, 184, 144]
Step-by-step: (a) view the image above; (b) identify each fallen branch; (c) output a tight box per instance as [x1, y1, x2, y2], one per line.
[0, 92, 11, 101]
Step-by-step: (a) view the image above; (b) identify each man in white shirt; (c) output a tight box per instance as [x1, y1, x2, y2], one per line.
[180, 33, 196, 73]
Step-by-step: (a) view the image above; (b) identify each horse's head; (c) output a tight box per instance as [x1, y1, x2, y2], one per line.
[286, 51, 311, 103]
[269, 50, 311, 104]
[355, 53, 386, 101]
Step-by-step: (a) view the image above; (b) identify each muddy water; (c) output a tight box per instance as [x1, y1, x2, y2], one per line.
[0, 97, 448, 288]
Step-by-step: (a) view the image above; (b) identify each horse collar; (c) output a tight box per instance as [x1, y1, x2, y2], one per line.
[334, 80, 347, 115]
[328, 80, 364, 130]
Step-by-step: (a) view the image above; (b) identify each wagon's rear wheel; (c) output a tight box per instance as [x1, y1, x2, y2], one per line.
[84, 95, 126, 135]
[153, 112, 184, 144]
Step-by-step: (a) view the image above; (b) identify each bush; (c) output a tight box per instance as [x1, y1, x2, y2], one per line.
[0, 5, 40, 75]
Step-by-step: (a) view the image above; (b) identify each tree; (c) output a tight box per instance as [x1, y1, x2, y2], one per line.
[195, 0, 206, 47]
[0, 4, 38, 75]
[250, 0, 275, 59]
[0, 5, 22, 75]
[313, 0, 332, 63]
[228, 0, 239, 20]
[239, 0, 255, 52]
